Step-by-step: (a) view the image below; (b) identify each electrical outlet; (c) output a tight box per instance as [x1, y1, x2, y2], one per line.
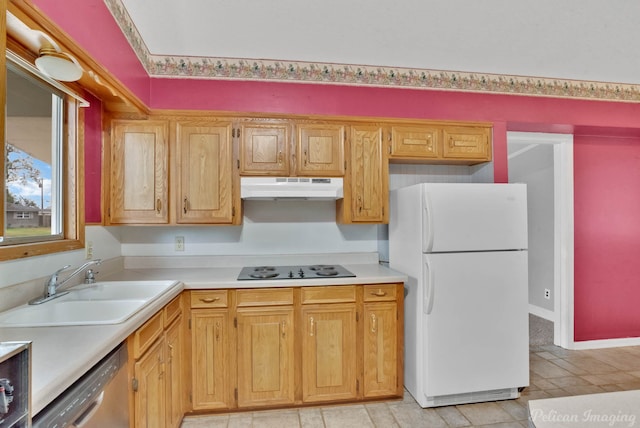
[175, 236, 185, 251]
[86, 241, 94, 260]
[544, 288, 551, 300]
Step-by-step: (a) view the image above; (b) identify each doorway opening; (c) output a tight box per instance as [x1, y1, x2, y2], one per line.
[507, 132, 574, 348]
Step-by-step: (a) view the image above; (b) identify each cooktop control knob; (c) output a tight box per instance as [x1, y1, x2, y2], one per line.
[298, 269, 305, 278]
[288, 271, 294, 278]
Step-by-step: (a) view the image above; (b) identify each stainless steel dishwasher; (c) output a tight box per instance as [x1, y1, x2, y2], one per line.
[33, 343, 128, 428]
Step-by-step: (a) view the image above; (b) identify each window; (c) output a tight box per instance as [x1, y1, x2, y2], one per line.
[1, 53, 85, 260]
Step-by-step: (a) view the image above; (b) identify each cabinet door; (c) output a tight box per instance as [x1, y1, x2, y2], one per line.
[134, 339, 166, 428]
[296, 124, 345, 176]
[239, 122, 290, 175]
[165, 316, 184, 428]
[236, 307, 295, 407]
[363, 302, 398, 398]
[301, 304, 357, 402]
[344, 126, 388, 223]
[110, 120, 169, 224]
[176, 122, 234, 224]
[441, 126, 491, 162]
[390, 125, 440, 159]
[191, 310, 230, 410]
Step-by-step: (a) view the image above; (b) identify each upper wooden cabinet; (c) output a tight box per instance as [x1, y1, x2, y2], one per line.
[441, 125, 491, 162]
[238, 121, 345, 176]
[175, 122, 235, 224]
[107, 117, 240, 225]
[390, 125, 440, 160]
[238, 121, 291, 175]
[338, 125, 388, 224]
[109, 120, 169, 224]
[388, 123, 492, 165]
[296, 124, 345, 176]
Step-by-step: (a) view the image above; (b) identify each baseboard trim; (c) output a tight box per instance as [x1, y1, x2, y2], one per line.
[529, 304, 555, 322]
[571, 336, 640, 350]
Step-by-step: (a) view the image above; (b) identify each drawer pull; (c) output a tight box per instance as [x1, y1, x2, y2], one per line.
[200, 297, 220, 303]
[371, 289, 387, 297]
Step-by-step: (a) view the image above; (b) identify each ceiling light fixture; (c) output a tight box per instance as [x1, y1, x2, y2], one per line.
[33, 31, 83, 82]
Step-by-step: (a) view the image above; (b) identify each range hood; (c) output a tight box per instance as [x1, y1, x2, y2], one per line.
[240, 177, 344, 200]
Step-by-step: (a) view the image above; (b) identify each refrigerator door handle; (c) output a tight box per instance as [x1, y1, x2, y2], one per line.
[422, 191, 434, 252]
[423, 256, 435, 314]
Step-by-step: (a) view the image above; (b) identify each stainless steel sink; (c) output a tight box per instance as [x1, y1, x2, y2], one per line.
[0, 280, 179, 327]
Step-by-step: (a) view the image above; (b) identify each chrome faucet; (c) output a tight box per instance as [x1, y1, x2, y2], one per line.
[30, 259, 102, 305]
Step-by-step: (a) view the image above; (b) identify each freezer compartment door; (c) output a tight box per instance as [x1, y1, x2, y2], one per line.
[422, 251, 529, 399]
[421, 183, 528, 252]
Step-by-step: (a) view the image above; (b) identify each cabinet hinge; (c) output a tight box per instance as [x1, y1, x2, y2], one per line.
[236, 159, 240, 169]
[234, 317, 237, 328]
[232, 206, 236, 217]
[234, 388, 238, 401]
[188, 318, 191, 329]
[356, 379, 359, 393]
[237, 128, 241, 138]
[132, 378, 139, 392]
[356, 312, 359, 322]
[388, 145, 392, 154]
[344, 160, 347, 171]
[189, 392, 192, 403]
[232, 128, 236, 138]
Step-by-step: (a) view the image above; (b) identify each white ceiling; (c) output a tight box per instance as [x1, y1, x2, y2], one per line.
[119, 0, 640, 85]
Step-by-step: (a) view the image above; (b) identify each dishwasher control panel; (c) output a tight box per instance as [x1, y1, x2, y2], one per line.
[0, 341, 31, 428]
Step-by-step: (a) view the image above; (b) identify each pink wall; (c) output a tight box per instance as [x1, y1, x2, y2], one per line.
[83, 92, 102, 224]
[573, 135, 640, 341]
[33, 0, 640, 342]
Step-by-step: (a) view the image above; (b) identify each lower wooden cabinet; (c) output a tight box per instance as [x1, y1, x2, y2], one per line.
[190, 290, 231, 410]
[133, 337, 165, 428]
[301, 303, 358, 402]
[363, 301, 398, 398]
[236, 307, 295, 407]
[129, 294, 184, 428]
[185, 283, 403, 415]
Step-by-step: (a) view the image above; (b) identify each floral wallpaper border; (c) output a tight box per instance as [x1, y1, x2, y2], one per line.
[105, 0, 640, 103]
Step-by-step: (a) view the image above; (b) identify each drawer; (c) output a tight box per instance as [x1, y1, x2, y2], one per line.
[132, 310, 163, 359]
[236, 288, 294, 307]
[191, 290, 229, 308]
[301, 285, 356, 304]
[363, 284, 399, 302]
[163, 294, 183, 326]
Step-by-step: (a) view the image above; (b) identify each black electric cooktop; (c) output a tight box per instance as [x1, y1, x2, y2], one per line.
[237, 264, 356, 280]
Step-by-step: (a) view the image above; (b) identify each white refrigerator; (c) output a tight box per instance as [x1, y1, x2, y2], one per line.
[389, 182, 529, 408]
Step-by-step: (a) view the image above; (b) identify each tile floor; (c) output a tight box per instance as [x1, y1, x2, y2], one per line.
[180, 344, 640, 428]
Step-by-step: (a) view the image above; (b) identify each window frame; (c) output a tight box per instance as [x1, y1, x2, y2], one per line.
[1, 51, 85, 261]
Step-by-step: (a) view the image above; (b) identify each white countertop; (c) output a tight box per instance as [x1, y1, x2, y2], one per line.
[0, 262, 406, 416]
